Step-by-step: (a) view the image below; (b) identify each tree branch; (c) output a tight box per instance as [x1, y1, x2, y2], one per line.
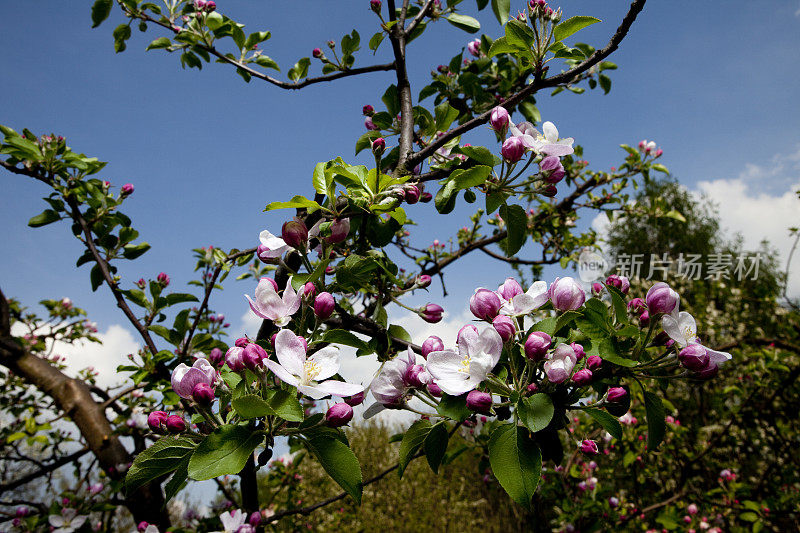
[0, 447, 90, 494]
[386, 0, 415, 173]
[404, 0, 648, 169]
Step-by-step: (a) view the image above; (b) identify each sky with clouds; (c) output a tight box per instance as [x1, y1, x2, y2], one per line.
[1, 2, 799, 419]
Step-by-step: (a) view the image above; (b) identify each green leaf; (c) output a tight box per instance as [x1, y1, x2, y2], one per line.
[434, 102, 459, 132]
[231, 394, 271, 419]
[368, 31, 385, 52]
[452, 165, 493, 190]
[519, 100, 541, 124]
[398, 420, 432, 477]
[254, 55, 280, 71]
[321, 329, 370, 352]
[305, 433, 363, 503]
[585, 337, 637, 367]
[499, 203, 528, 256]
[505, 19, 535, 49]
[607, 286, 628, 325]
[89, 264, 104, 292]
[123, 242, 151, 259]
[585, 408, 622, 440]
[491, 0, 511, 25]
[28, 209, 61, 228]
[517, 394, 554, 433]
[163, 454, 190, 504]
[436, 393, 471, 421]
[455, 145, 495, 166]
[652, 163, 670, 175]
[598, 73, 612, 94]
[355, 130, 383, 155]
[488, 423, 541, 510]
[643, 391, 666, 450]
[164, 293, 199, 306]
[113, 23, 132, 53]
[486, 191, 508, 215]
[125, 436, 195, 494]
[187, 425, 262, 481]
[245, 31, 271, 50]
[91, 0, 113, 28]
[446, 14, 481, 34]
[264, 389, 304, 422]
[263, 195, 321, 212]
[424, 422, 449, 474]
[287, 57, 310, 81]
[553, 16, 601, 42]
[488, 36, 524, 57]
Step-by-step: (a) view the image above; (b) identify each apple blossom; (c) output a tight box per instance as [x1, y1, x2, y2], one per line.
[281, 219, 308, 249]
[489, 106, 509, 135]
[225, 346, 245, 372]
[501, 136, 525, 162]
[570, 342, 586, 361]
[492, 315, 516, 342]
[426, 327, 502, 396]
[498, 279, 549, 316]
[217, 509, 246, 533]
[524, 331, 552, 360]
[263, 329, 363, 400]
[364, 116, 379, 130]
[421, 335, 444, 359]
[663, 311, 731, 367]
[171, 358, 216, 398]
[579, 439, 599, 455]
[470, 288, 502, 320]
[467, 38, 481, 57]
[370, 348, 417, 405]
[314, 292, 335, 319]
[544, 343, 576, 383]
[646, 281, 679, 315]
[246, 276, 302, 327]
[549, 276, 586, 311]
[49, 509, 88, 533]
[539, 155, 565, 183]
[509, 120, 574, 156]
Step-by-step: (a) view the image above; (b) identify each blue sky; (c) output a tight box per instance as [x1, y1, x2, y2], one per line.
[2, 0, 800, 366]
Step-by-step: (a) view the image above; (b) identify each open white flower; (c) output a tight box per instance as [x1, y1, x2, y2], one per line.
[48, 509, 87, 533]
[500, 280, 549, 316]
[426, 327, 502, 396]
[663, 311, 731, 365]
[245, 276, 302, 327]
[216, 509, 245, 533]
[263, 329, 363, 400]
[509, 120, 574, 156]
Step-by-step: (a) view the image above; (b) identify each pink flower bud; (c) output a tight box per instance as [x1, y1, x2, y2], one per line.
[549, 277, 586, 311]
[209, 347, 225, 365]
[15, 506, 29, 518]
[467, 39, 481, 57]
[147, 410, 168, 431]
[579, 439, 599, 455]
[325, 402, 354, 427]
[370, 0, 382, 13]
[420, 303, 443, 323]
[314, 292, 335, 319]
[490, 106, 509, 134]
[362, 104, 374, 116]
[404, 184, 421, 204]
[136, 278, 146, 289]
[235, 337, 250, 348]
[165, 415, 186, 433]
[498, 277, 523, 301]
[404, 364, 429, 388]
[281, 219, 308, 249]
[242, 343, 267, 370]
[300, 282, 316, 299]
[137, 522, 150, 532]
[501, 136, 525, 163]
[540, 155, 565, 183]
[638, 310, 650, 327]
[607, 386, 627, 403]
[645, 282, 679, 315]
[679, 344, 710, 372]
[492, 315, 516, 342]
[157, 272, 170, 286]
[609, 497, 619, 508]
[586, 355, 602, 371]
[327, 218, 350, 243]
[542, 184, 558, 197]
[204, 1, 216, 11]
[572, 368, 593, 386]
[688, 504, 698, 515]
[469, 288, 502, 320]
[570, 342, 586, 361]
[420, 191, 433, 203]
[605, 274, 630, 294]
[312, 48, 322, 58]
[344, 391, 365, 406]
[627, 297, 646, 314]
[466, 390, 492, 414]
[364, 116, 379, 130]
[121, 183, 135, 197]
[416, 274, 432, 288]
[225, 346, 245, 372]
[372, 137, 386, 156]
[421, 335, 444, 359]
[427, 381, 443, 397]
[192, 382, 215, 405]
[525, 331, 551, 360]
[591, 282, 604, 296]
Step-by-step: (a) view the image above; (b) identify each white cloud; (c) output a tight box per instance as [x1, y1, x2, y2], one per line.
[10, 322, 140, 388]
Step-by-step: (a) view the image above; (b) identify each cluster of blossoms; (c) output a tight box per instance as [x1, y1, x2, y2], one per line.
[638, 139, 663, 158]
[489, 105, 572, 195]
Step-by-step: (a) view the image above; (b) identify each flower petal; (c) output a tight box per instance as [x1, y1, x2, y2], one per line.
[542, 121, 559, 142]
[705, 346, 732, 364]
[245, 295, 272, 320]
[661, 313, 686, 347]
[313, 379, 364, 398]
[478, 327, 503, 367]
[307, 346, 340, 381]
[274, 329, 306, 375]
[262, 359, 300, 387]
[426, 349, 467, 382]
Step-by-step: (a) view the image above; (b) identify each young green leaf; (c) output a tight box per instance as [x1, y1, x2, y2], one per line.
[488, 423, 542, 510]
[187, 425, 262, 481]
[125, 436, 195, 494]
[644, 390, 666, 450]
[446, 14, 481, 34]
[398, 419, 432, 477]
[423, 422, 449, 474]
[585, 407, 623, 440]
[305, 433, 363, 503]
[553, 16, 601, 43]
[518, 394, 554, 433]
